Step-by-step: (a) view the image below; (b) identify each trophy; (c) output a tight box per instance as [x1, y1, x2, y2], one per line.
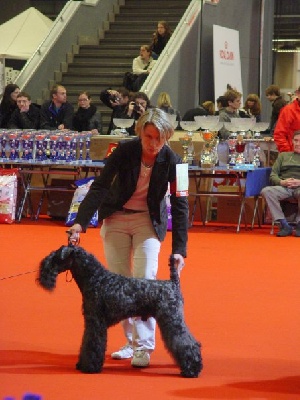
[231, 117, 256, 138]
[78, 133, 86, 161]
[194, 116, 220, 167]
[224, 122, 238, 138]
[49, 133, 59, 162]
[251, 141, 261, 167]
[235, 134, 246, 164]
[200, 130, 219, 167]
[70, 133, 79, 161]
[64, 132, 75, 162]
[227, 138, 237, 166]
[112, 118, 134, 136]
[8, 131, 21, 160]
[252, 122, 269, 138]
[57, 134, 66, 161]
[179, 136, 193, 163]
[0, 131, 8, 159]
[180, 121, 201, 137]
[20, 131, 34, 160]
[35, 132, 48, 161]
[179, 120, 201, 165]
[84, 132, 92, 161]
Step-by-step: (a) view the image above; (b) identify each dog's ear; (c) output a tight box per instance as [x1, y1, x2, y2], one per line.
[57, 245, 75, 260]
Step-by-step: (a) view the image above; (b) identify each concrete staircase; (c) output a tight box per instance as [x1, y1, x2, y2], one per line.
[58, 0, 191, 133]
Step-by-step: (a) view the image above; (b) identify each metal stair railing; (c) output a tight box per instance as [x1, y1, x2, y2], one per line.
[141, 0, 203, 112]
[15, 0, 82, 90]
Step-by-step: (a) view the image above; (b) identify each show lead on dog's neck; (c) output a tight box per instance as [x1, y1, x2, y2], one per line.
[68, 108, 189, 368]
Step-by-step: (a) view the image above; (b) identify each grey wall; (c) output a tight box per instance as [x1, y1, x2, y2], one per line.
[260, 0, 275, 122]
[150, 0, 274, 121]
[199, 0, 274, 122]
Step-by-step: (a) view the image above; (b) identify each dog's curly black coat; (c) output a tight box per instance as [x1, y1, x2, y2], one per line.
[38, 245, 202, 377]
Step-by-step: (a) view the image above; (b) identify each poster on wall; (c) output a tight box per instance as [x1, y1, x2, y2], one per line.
[213, 25, 243, 103]
[0, 58, 5, 97]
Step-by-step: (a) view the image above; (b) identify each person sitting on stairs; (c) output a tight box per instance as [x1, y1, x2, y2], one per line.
[132, 45, 156, 92]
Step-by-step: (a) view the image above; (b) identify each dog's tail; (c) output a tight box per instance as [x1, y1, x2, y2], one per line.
[169, 255, 180, 284]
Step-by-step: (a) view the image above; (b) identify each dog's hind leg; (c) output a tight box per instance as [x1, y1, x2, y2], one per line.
[76, 315, 107, 373]
[156, 314, 202, 378]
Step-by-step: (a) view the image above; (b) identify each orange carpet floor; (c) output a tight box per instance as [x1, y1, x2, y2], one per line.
[1, 219, 300, 400]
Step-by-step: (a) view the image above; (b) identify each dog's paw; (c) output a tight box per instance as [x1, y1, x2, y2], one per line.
[180, 370, 200, 378]
[76, 361, 102, 374]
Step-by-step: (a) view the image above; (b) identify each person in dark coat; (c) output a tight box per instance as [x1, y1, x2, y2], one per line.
[8, 92, 40, 130]
[100, 87, 130, 134]
[119, 92, 152, 136]
[182, 105, 208, 121]
[150, 20, 172, 59]
[40, 84, 74, 130]
[73, 91, 102, 134]
[265, 85, 287, 134]
[0, 83, 20, 128]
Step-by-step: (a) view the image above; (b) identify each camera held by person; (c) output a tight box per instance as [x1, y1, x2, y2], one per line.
[133, 102, 141, 113]
[109, 94, 121, 104]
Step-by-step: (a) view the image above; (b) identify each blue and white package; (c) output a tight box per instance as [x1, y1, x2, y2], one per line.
[66, 177, 98, 227]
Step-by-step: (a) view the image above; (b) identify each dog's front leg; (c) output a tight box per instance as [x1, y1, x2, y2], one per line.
[76, 313, 107, 374]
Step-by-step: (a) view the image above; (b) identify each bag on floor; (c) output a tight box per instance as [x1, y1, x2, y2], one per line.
[66, 177, 98, 227]
[0, 169, 18, 224]
[122, 72, 138, 91]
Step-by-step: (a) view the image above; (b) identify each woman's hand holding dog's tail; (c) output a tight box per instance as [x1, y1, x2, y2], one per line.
[173, 254, 185, 276]
[67, 224, 82, 246]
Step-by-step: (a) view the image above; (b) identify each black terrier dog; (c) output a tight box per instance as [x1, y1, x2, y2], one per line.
[38, 245, 202, 377]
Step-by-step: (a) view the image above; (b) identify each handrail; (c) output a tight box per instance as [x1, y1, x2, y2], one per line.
[141, 0, 202, 98]
[15, 0, 83, 89]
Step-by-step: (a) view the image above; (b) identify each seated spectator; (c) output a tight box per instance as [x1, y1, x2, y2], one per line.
[182, 104, 208, 121]
[265, 84, 286, 134]
[132, 45, 156, 91]
[100, 87, 130, 134]
[40, 84, 74, 130]
[215, 95, 227, 115]
[202, 101, 215, 115]
[273, 86, 300, 152]
[73, 91, 102, 134]
[261, 130, 300, 237]
[150, 21, 172, 59]
[8, 92, 40, 130]
[0, 83, 20, 128]
[156, 91, 180, 128]
[241, 93, 262, 122]
[119, 91, 152, 135]
[218, 89, 242, 138]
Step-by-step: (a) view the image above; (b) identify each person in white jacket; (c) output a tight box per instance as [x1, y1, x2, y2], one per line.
[132, 45, 156, 91]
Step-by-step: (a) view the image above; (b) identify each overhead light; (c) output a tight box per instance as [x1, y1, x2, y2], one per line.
[272, 40, 300, 52]
[273, 39, 300, 42]
[273, 48, 300, 53]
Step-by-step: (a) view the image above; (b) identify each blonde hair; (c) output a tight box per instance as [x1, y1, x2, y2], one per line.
[135, 108, 174, 140]
[157, 92, 172, 108]
[202, 101, 215, 115]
